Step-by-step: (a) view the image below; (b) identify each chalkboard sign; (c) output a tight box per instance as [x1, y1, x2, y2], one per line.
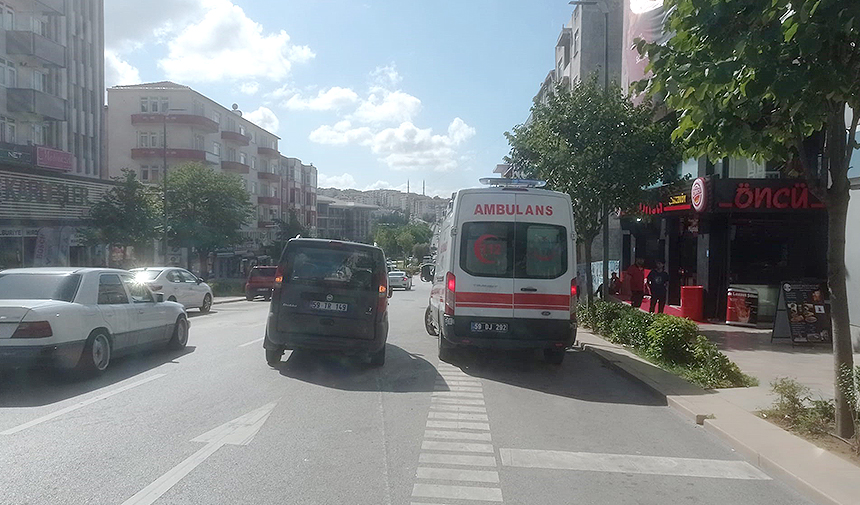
[771, 281, 831, 344]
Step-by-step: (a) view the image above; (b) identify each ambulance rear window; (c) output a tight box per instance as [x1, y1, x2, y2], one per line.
[460, 222, 513, 278]
[460, 222, 568, 279]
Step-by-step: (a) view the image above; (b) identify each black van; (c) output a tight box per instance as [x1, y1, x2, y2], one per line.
[264, 239, 390, 367]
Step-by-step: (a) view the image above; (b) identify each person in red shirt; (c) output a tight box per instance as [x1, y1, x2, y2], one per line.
[626, 258, 646, 308]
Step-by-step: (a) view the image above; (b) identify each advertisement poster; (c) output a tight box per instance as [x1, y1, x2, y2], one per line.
[726, 287, 758, 327]
[772, 281, 831, 344]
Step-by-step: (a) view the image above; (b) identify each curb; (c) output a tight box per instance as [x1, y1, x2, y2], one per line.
[212, 298, 247, 305]
[578, 332, 860, 505]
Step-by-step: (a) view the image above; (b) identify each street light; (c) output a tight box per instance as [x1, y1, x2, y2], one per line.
[570, 0, 612, 299]
[161, 108, 185, 265]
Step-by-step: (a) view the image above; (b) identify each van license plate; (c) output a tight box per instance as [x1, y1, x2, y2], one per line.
[310, 301, 348, 312]
[471, 322, 508, 333]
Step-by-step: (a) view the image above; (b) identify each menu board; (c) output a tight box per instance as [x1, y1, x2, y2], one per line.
[771, 281, 831, 344]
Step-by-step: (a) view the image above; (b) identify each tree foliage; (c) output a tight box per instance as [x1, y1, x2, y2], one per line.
[166, 163, 253, 269]
[83, 169, 159, 255]
[374, 222, 433, 258]
[635, 0, 860, 438]
[505, 76, 679, 301]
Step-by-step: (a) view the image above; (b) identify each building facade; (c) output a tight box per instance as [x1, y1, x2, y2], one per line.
[281, 156, 317, 235]
[316, 195, 376, 243]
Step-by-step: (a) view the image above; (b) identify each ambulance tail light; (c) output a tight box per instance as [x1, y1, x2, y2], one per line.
[444, 272, 456, 316]
[570, 279, 578, 323]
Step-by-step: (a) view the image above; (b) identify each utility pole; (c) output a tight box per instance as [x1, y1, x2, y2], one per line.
[162, 113, 169, 264]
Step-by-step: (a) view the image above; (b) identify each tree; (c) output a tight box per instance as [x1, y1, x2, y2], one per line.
[506, 77, 679, 303]
[374, 226, 400, 257]
[635, 0, 859, 438]
[413, 243, 431, 261]
[83, 169, 159, 266]
[265, 210, 307, 259]
[396, 230, 416, 257]
[166, 163, 253, 277]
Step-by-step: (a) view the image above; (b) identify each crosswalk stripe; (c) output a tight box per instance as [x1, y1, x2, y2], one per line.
[434, 386, 484, 393]
[416, 467, 500, 483]
[430, 404, 487, 413]
[412, 483, 502, 502]
[427, 420, 490, 431]
[428, 412, 490, 421]
[432, 391, 484, 398]
[422, 440, 495, 453]
[419, 453, 498, 467]
[424, 430, 492, 441]
[431, 397, 485, 405]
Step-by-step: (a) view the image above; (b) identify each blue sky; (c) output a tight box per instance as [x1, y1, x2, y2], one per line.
[104, 0, 577, 197]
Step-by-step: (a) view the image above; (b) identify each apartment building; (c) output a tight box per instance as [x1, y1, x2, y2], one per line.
[553, 1, 622, 92]
[281, 156, 317, 234]
[316, 195, 376, 244]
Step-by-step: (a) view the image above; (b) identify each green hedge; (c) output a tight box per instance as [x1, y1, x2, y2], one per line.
[578, 299, 756, 389]
[207, 278, 247, 297]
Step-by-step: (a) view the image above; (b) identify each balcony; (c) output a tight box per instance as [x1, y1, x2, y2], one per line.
[7, 88, 66, 121]
[221, 160, 250, 174]
[221, 130, 251, 146]
[257, 171, 280, 182]
[131, 148, 218, 164]
[258, 196, 280, 205]
[132, 113, 219, 133]
[35, 0, 64, 15]
[6, 31, 65, 67]
[258, 146, 280, 158]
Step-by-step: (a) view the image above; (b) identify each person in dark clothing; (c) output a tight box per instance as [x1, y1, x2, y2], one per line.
[647, 261, 670, 314]
[627, 258, 646, 308]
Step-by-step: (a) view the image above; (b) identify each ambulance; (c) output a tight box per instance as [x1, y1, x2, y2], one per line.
[425, 178, 577, 364]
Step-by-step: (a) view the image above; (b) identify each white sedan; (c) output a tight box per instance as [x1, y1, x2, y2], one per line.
[0, 268, 189, 374]
[130, 267, 213, 313]
[388, 271, 413, 290]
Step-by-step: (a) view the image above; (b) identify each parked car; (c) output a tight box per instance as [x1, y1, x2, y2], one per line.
[264, 239, 390, 367]
[246, 266, 277, 300]
[130, 267, 213, 313]
[0, 268, 188, 374]
[388, 270, 413, 290]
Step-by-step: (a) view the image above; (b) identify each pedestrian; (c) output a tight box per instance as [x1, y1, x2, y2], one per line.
[626, 258, 646, 308]
[609, 272, 621, 295]
[647, 261, 670, 314]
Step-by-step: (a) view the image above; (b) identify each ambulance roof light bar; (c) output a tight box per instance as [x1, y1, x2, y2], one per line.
[479, 178, 547, 188]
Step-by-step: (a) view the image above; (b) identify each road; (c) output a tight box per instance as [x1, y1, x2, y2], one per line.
[0, 281, 813, 505]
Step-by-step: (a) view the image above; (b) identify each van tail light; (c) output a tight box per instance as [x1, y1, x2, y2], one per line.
[377, 283, 388, 320]
[273, 266, 284, 288]
[12, 321, 53, 339]
[570, 279, 578, 322]
[444, 272, 456, 316]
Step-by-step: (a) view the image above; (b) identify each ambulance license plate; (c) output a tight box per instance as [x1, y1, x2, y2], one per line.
[470, 322, 509, 333]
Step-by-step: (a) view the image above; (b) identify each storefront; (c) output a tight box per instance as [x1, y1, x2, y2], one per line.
[0, 162, 113, 269]
[622, 177, 827, 321]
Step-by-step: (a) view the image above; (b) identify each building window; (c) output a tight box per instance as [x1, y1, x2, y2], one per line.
[141, 166, 149, 181]
[151, 168, 160, 182]
[161, 97, 169, 112]
[226, 147, 236, 162]
[252, 181, 258, 195]
[32, 124, 44, 145]
[138, 131, 148, 148]
[6, 63, 15, 87]
[213, 111, 222, 126]
[193, 134, 204, 150]
[239, 151, 247, 165]
[213, 142, 221, 156]
[261, 159, 268, 172]
[239, 125, 246, 136]
[250, 156, 256, 169]
[140, 97, 148, 113]
[573, 30, 579, 56]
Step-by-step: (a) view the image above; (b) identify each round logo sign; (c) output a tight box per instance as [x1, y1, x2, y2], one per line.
[691, 177, 707, 212]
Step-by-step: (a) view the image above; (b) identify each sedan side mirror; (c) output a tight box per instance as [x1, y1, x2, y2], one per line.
[196, 277, 203, 284]
[155, 293, 165, 303]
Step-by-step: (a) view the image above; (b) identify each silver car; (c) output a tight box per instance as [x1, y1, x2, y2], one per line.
[130, 267, 213, 313]
[387, 270, 412, 290]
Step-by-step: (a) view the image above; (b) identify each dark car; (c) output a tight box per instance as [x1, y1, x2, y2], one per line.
[264, 239, 390, 367]
[245, 266, 277, 300]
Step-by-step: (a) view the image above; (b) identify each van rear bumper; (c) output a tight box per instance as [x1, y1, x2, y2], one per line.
[442, 316, 576, 349]
[264, 319, 388, 354]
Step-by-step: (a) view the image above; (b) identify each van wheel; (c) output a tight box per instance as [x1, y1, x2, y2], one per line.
[266, 348, 283, 366]
[424, 306, 438, 336]
[369, 346, 386, 367]
[544, 348, 565, 365]
[438, 336, 455, 363]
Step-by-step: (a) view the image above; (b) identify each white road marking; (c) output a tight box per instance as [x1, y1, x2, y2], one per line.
[427, 420, 491, 431]
[417, 467, 500, 483]
[422, 440, 495, 453]
[431, 397, 485, 405]
[499, 448, 772, 481]
[432, 391, 484, 398]
[428, 412, 490, 421]
[412, 483, 502, 502]
[434, 386, 484, 393]
[420, 453, 498, 467]
[238, 337, 264, 347]
[424, 430, 492, 441]
[1, 374, 166, 435]
[120, 403, 276, 505]
[430, 404, 487, 413]
[436, 380, 483, 387]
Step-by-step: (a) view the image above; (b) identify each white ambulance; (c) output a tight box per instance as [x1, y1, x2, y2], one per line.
[425, 178, 578, 364]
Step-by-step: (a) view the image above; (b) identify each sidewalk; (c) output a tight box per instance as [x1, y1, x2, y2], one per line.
[577, 329, 860, 505]
[212, 296, 247, 305]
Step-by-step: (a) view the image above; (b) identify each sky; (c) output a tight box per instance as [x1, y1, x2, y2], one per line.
[104, 0, 579, 198]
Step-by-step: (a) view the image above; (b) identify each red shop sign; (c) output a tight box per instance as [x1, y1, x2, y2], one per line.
[714, 181, 825, 211]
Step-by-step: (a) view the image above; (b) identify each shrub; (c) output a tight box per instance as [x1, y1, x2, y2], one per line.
[592, 299, 630, 335]
[609, 311, 655, 347]
[645, 314, 697, 364]
[207, 278, 247, 297]
[576, 302, 594, 328]
[684, 336, 758, 388]
[761, 378, 836, 436]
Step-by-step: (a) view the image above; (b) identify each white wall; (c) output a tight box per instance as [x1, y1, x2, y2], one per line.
[846, 181, 860, 350]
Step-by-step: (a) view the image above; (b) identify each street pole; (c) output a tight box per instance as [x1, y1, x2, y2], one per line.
[601, 7, 610, 300]
[162, 114, 169, 264]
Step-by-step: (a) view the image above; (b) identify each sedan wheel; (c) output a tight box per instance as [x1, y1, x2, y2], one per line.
[78, 331, 111, 374]
[201, 293, 212, 313]
[168, 317, 189, 350]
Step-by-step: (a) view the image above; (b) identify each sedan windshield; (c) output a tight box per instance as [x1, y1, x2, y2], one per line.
[0, 273, 82, 302]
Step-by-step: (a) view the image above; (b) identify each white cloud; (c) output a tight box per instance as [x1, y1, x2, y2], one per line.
[318, 173, 359, 189]
[104, 50, 141, 88]
[285, 87, 360, 111]
[158, 0, 314, 83]
[105, 0, 206, 50]
[239, 82, 260, 95]
[369, 64, 402, 89]
[447, 118, 476, 144]
[364, 180, 408, 192]
[309, 120, 373, 145]
[245, 107, 280, 133]
[351, 90, 422, 125]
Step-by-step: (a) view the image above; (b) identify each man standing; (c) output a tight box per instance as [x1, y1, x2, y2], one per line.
[626, 258, 646, 308]
[647, 261, 670, 314]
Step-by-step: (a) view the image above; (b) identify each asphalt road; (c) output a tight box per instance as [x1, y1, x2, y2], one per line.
[0, 281, 813, 505]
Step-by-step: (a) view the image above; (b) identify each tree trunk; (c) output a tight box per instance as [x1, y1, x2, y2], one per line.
[582, 233, 597, 306]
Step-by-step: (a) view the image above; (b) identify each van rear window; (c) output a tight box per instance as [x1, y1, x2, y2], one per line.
[460, 222, 567, 279]
[283, 246, 379, 291]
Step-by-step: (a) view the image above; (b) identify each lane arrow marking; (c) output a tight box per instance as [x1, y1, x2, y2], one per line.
[120, 402, 277, 505]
